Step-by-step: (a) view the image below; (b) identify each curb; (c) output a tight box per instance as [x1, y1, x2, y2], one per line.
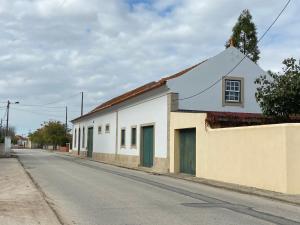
[14, 152, 67, 225]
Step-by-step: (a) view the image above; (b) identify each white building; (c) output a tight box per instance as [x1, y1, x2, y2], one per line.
[71, 47, 266, 172]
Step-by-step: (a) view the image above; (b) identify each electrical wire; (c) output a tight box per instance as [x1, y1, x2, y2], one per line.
[176, 0, 291, 101]
[20, 92, 81, 107]
[10, 107, 65, 120]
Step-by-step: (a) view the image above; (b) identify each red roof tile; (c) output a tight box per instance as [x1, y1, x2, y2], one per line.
[71, 60, 206, 122]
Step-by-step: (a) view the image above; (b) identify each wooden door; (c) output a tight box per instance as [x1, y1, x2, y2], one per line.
[87, 127, 93, 157]
[179, 128, 196, 175]
[142, 126, 154, 167]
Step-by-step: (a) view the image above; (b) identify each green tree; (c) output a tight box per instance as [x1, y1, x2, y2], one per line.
[0, 126, 16, 143]
[29, 121, 71, 149]
[225, 9, 260, 63]
[255, 58, 300, 119]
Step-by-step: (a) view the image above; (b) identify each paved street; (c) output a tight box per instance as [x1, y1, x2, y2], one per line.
[15, 149, 300, 225]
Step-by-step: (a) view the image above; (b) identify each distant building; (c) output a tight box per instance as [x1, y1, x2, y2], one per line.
[16, 135, 27, 147]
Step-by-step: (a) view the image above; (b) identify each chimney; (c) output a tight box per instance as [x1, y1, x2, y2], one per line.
[230, 37, 234, 47]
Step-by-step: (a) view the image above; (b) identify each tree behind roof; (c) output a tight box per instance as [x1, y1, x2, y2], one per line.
[255, 58, 300, 119]
[225, 9, 260, 63]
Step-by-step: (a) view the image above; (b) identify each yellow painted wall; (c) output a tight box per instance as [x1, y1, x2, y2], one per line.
[170, 112, 300, 194]
[286, 125, 300, 194]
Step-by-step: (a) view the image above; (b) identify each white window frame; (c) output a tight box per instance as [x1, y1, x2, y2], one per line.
[222, 76, 244, 107]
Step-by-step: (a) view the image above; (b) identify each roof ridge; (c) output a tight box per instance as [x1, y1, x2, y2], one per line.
[71, 59, 207, 122]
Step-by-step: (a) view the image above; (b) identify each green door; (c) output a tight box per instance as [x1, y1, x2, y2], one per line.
[87, 127, 93, 158]
[142, 126, 154, 167]
[180, 128, 196, 175]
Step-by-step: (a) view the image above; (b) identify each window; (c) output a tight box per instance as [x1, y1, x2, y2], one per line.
[105, 124, 110, 133]
[74, 129, 77, 148]
[98, 126, 102, 134]
[225, 80, 241, 102]
[222, 77, 244, 107]
[82, 127, 85, 148]
[121, 128, 126, 147]
[131, 127, 137, 147]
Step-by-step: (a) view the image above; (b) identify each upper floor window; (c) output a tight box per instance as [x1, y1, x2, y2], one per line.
[105, 124, 110, 133]
[225, 80, 241, 102]
[222, 77, 244, 107]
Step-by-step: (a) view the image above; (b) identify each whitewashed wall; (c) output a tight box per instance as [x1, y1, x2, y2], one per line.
[72, 112, 116, 154]
[72, 87, 169, 159]
[167, 47, 265, 113]
[117, 92, 168, 158]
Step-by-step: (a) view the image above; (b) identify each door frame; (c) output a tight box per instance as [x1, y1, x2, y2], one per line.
[87, 126, 94, 158]
[179, 128, 196, 175]
[139, 123, 155, 167]
[78, 127, 81, 155]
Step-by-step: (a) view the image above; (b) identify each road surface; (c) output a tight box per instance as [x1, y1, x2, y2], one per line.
[15, 149, 300, 225]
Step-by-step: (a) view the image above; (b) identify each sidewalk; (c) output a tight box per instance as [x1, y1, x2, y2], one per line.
[59, 150, 300, 206]
[0, 158, 61, 225]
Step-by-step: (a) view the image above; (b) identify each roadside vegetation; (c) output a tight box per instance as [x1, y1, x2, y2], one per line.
[28, 121, 72, 149]
[228, 9, 300, 120]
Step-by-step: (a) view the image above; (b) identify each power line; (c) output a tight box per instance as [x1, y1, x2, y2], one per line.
[18, 104, 66, 109]
[14, 105, 80, 113]
[177, 0, 291, 101]
[10, 107, 65, 120]
[21, 92, 81, 107]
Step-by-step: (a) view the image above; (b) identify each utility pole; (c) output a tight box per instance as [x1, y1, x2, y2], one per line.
[81, 92, 83, 116]
[65, 106, 68, 135]
[5, 100, 19, 136]
[6, 100, 10, 136]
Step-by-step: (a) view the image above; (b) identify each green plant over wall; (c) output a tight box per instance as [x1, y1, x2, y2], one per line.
[255, 58, 300, 119]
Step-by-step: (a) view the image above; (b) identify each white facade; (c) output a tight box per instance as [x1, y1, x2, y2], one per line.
[167, 47, 265, 113]
[72, 87, 169, 160]
[72, 47, 266, 170]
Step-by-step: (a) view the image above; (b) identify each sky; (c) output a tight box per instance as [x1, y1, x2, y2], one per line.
[0, 0, 299, 135]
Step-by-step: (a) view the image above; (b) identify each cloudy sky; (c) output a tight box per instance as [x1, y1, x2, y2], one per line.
[0, 0, 298, 135]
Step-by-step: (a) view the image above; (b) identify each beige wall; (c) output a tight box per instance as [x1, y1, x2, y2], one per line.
[170, 112, 300, 194]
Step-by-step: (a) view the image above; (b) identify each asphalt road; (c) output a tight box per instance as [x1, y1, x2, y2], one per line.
[15, 149, 300, 225]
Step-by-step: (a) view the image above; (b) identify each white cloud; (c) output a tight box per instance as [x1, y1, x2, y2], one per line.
[0, 0, 298, 134]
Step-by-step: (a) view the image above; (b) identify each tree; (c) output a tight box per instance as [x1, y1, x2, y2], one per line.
[255, 58, 300, 119]
[225, 9, 260, 63]
[29, 121, 72, 149]
[0, 126, 16, 143]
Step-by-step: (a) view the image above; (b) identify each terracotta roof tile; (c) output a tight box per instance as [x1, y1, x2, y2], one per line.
[71, 60, 206, 122]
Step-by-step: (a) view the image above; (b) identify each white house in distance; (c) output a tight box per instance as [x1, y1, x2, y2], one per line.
[71, 46, 265, 172]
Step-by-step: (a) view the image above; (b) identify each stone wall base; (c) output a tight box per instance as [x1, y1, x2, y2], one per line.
[72, 150, 169, 173]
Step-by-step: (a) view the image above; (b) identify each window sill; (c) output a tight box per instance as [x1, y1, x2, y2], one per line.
[223, 102, 244, 107]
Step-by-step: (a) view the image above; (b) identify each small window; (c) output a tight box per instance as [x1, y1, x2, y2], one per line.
[105, 124, 110, 133]
[131, 127, 137, 147]
[121, 128, 126, 147]
[225, 79, 241, 102]
[98, 126, 102, 134]
[222, 77, 244, 107]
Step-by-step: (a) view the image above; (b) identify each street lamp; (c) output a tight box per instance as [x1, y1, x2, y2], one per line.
[6, 100, 19, 136]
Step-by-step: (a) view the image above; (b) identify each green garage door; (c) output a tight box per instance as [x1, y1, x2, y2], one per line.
[87, 127, 93, 158]
[142, 126, 154, 167]
[179, 128, 196, 175]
